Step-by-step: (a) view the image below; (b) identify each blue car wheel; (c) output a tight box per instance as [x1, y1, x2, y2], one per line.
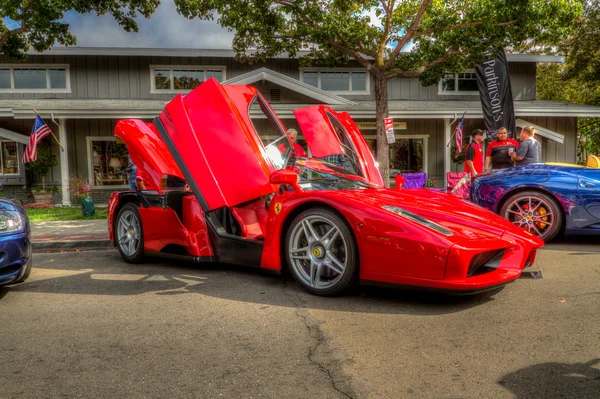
[499, 190, 564, 242]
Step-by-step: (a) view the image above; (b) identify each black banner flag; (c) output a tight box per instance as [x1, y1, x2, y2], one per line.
[475, 49, 517, 140]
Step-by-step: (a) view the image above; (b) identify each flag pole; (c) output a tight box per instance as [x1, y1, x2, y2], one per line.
[34, 109, 65, 152]
[446, 111, 467, 147]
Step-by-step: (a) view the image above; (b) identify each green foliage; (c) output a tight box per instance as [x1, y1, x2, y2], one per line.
[451, 144, 467, 164]
[537, 0, 600, 161]
[425, 178, 435, 188]
[0, 1, 159, 59]
[175, 0, 582, 180]
[24, 147, 57, 176]
[25, 207, 107, 222]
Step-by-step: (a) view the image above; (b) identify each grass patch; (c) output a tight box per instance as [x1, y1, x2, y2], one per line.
[25, 207, 108, 222]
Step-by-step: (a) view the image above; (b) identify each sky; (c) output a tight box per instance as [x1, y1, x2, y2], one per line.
[62, 1, 234, 49]
[3, 1, 390, 51]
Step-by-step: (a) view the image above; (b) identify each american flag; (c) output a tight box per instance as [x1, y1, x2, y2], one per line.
[22, 114, 53, 164]
[454, 114, 465, 158]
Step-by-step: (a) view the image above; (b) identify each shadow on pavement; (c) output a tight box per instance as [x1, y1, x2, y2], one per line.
[0, 250, 504, 316]
[544, 235, 600, 253]
[498, 358, 600, 399]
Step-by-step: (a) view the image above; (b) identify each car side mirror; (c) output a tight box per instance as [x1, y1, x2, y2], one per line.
[270, 169, 301, 191]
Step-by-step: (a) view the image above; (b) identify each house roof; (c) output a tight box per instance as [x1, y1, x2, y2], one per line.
[27, 47, 565, 63]
[222, 67, 356, 105]
[1, 99, 598, 120]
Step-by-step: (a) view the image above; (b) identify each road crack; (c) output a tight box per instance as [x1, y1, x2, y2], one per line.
[282, 279, 355, 399]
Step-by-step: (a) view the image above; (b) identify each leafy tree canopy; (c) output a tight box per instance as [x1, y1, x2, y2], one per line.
[175, 0, 583, 180]
[0, 0, 159, 59]
[175, 0, 582, 83]
[537, 0, 600, 160]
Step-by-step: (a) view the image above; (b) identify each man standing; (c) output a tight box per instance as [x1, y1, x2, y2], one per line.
[485, 127, 520, 172]
[286, 128, 307, 157]
[464, 129, 485, 176]
[511, 126, 541, 165]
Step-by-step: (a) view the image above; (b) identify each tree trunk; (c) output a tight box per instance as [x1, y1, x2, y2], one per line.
[374, 75, 390, 185]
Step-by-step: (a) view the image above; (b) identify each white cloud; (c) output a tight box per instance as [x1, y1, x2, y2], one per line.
[63, 0, 234, 48]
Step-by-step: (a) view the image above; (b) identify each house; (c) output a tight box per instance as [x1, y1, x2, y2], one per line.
[1, 47, 599, 205]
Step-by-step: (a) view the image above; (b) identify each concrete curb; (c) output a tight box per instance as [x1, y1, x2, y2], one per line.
[32, 239, 114, 253]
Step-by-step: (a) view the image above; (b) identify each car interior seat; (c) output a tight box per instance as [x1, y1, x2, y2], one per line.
[230, 198, 269, 240]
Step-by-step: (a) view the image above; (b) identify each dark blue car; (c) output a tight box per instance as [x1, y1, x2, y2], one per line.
[470, 158, 600, 242]
[0, 197, 32, 286]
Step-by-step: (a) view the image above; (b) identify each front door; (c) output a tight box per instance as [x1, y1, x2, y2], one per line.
[155, 78, 293, 211]
[578, 168, 600, 220]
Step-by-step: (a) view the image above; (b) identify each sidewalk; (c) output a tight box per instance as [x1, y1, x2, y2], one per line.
[31, 220, 113, 252]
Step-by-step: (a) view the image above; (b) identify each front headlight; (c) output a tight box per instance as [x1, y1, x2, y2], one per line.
[382, 205, 454, 236]
[0, 210, 25, 234]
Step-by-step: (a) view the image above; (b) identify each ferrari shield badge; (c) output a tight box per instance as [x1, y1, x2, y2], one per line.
[274, 202, 282, 215]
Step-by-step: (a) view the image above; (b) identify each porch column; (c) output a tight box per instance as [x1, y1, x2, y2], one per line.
[444, 118, 451, 187]
[58, 118, 71, 206]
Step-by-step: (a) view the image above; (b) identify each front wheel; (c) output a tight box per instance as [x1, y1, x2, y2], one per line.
[285, 208, 357, 296]
[116, 203, 145, 263]
[499, 190, 563, 242]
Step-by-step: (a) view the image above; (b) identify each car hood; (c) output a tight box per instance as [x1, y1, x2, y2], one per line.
[348, 188, 523, 240]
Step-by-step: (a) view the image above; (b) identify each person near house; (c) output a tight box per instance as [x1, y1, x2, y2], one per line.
[485, 127, 520, 172]
[463, 129, 485, 176]
[511, 126, 541, 166]
[286, 128, 307, 157]
[127, 155, 137, 191]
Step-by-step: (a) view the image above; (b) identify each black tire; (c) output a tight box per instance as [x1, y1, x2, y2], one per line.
[115, 203, 145, 263]
[285, 208, 358, 296]
[499, 190, 564, 242]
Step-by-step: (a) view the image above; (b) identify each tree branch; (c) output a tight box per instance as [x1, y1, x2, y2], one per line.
[0, 0, 35, 49]
[386, 49, 470, 79]
[415, 19, 519, 37]
[378, 0, 396, 66]
[386, 0, 432, 68]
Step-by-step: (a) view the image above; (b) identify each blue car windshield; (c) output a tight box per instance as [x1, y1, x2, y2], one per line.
[288, 160, 376, 191]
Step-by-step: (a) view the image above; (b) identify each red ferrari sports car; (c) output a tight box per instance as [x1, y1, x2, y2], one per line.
[108, 78, 543, 296]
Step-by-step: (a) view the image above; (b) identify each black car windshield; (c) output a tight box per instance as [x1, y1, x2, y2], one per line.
[288, 159, 376, 191]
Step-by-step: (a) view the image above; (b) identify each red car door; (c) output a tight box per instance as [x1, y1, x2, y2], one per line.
[114, 119, 184, 194]
[294, 105, 384, 186]
[155, 78, 293, 211]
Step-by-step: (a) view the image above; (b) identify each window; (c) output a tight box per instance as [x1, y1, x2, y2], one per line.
[0, 141, 19, 175]
[390, 138, 425, 173]
[87, 137, 130, 188]
[300, 69, 369, 94]
[0, 65, 70, 92]
[249, 96, 292, 169]
[150, 65, 226, 93]
[439, 69, 479, 95]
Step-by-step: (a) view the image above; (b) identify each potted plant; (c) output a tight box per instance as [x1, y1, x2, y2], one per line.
[69, 175, 91, 205]
[25, 147, 58, 204]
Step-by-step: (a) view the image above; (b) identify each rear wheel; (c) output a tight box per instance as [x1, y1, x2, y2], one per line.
[285, 208, 357, 296]
[116, 203, 145, 263]
[499, 190, 563, 242]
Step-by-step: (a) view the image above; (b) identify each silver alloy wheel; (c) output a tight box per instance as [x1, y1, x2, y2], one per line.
[504, 195, 555, 238]
[288, 215, 348, 290]
[117, 210, 141, 257]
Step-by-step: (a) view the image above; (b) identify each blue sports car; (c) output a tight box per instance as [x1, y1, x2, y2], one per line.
[0, 197, 32, 286]
[470, 156, 600, 242]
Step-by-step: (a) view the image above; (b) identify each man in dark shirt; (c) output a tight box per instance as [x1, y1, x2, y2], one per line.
[485, 127, 520, 172]
[464, 129, 485, 176]
[511, 126, 541, 166]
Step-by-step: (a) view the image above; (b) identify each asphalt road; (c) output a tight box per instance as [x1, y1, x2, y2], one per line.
[1, 241, 599, 399]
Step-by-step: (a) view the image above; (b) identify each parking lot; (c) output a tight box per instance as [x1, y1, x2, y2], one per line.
[1, 240, 599, 399]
